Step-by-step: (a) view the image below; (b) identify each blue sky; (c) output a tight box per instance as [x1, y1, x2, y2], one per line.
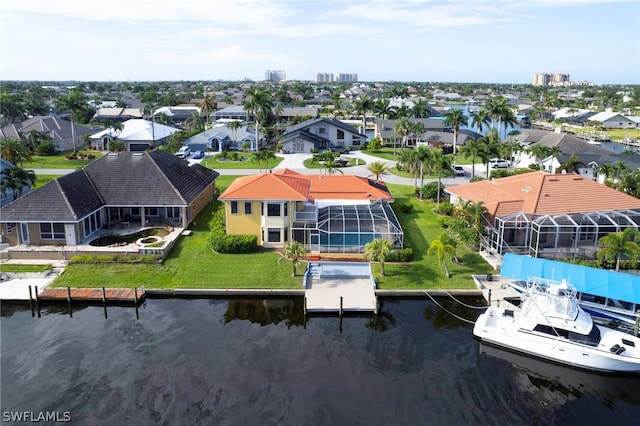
[1, 0, 638, 84]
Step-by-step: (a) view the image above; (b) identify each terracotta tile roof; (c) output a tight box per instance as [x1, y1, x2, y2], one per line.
[446, 171, 640, 218]
[219, 172, 310, 201]
[219, 169, 393, 202]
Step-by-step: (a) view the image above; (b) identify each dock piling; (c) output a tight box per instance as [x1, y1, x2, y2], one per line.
[102, 287, 108, 319]
[28, 285, 34, 316]
[339, 296, 343, 317]
[67, 287, 73, 318]
[35, 285, 40, 317]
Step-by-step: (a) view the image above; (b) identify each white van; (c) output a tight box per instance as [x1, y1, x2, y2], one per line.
[176, 146, 191, 158]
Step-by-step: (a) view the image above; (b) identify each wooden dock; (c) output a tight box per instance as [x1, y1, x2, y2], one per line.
[38, 287, 144, 304]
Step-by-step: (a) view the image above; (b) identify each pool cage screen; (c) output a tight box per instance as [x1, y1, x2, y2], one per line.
[292, 200, 404, 254]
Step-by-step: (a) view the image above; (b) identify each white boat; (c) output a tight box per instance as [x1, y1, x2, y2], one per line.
[510, 278, 640, 328]
[474, 278, 640, 373]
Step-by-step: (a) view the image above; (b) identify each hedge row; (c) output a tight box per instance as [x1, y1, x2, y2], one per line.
[386, 248, 413, 262]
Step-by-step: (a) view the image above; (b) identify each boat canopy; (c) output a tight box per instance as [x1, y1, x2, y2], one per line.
[500, 253, 640, 305]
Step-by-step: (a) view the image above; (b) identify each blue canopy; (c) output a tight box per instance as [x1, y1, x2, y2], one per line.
[500, 253, 640, 305]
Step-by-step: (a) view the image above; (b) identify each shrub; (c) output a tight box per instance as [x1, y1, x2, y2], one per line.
[35, 141, 56, 156]
[218, 151, 228, 159]
[367, 138, 382, 152]
[386, 248, 413, 262]
[420, 182, 442, 201]
[209, 234, 257, 253]
[434, 202, 453, 216]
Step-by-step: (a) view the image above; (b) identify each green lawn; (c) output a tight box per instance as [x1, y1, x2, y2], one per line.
[51, 176, 495, 289]
[33, 175, 60, 188]
[201, 153, 284, 169]
[28, 151, 103, 169]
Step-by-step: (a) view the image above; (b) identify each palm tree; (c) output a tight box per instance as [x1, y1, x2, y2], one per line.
[364, 238, 392, 277]
[198, 93, 216, 127]
[394, 116, 412, 152]
[412, 99, 430, 119]
[398, 148, 420, 190]
[597, 228, 640, 271]
[485, 96, 509, 132]
[439, 231, 460, 264]
[443, 108, 467, 155]
[227, 120, 243, 151]
[243, 88, 274, 151]
[411, 121, 425, 145]
[279, 241, 307, 276]
[353, 95, 373, 135]
[0, 90, 26, 123]
[527, 144, 552, 169]
[470, 109, 491, 135]
[477, 130, 502, 179]
[0, 138, 32, 166]
[367, 160, 390, 180]
[427, 238, 454, 278]
[429, 148, 451, 204]
[55, 89, 89, 152]
[252, 149, 277, 173]
[459, 138, 482, 179]
[374, 98, 392, 120]
[1, 166, 36, 201]
[415, 144, 432, 198]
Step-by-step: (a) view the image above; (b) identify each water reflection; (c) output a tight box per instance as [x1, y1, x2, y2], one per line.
[222, 298, 305, 327]
[479, 343, 640, 407]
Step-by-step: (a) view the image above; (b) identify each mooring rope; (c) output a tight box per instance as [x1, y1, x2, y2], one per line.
[424, 291, 478, 325]
[444, 290, 487, 310]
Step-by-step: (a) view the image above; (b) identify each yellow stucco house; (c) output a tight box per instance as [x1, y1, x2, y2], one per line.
[218, 169, 403, 254]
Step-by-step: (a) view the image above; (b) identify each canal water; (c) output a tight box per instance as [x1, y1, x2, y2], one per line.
[2, 298, 639, 425]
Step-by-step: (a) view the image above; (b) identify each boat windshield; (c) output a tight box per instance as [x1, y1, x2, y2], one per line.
[532, 324, 601, 347]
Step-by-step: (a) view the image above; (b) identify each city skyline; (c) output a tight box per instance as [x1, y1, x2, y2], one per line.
[1, 0, 638, 84]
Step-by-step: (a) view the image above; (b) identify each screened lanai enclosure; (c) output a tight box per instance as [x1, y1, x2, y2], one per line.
[291, 200, 404, 254]
[486, 209, 640, 261]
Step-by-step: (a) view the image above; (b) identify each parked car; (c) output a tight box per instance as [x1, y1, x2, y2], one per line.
[490, 158, 509, 168]
[333, 158, 348, 167]
[331, 146, 349, 154]
[176, 146, 191, 158]
[452, 165, 465, 176]
[192, 150, 204, 159]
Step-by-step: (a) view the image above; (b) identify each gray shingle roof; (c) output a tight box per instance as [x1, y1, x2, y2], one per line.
[0, 150, 219, 222]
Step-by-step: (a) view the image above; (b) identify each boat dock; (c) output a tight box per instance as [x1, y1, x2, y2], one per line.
[38, 287, 144, 305]
[304, 262, 378, 313]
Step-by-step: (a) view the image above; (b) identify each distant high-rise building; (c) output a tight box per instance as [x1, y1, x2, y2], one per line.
[335, 73, 358, 82]
[265, 70, 286, 82]
[532, 72, 570, 86]
[316, 72, 334, 83]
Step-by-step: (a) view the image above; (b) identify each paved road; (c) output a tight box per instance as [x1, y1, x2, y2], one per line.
[32, 151, 477, 188]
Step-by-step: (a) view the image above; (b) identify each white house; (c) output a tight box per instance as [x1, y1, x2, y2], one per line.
[587, 112, 636, 129]
[90, 119, 180, 151]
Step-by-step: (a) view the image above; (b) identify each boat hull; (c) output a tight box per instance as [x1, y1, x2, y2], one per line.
[473, 308, 640, 373]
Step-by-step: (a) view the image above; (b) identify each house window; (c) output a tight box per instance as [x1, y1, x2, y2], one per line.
[284, 227, 288, 242]
[268, 228, 281, 242]
[83, 211, 102, 236]
[145, 207, 159, 216]
[130, 207, 141, 217]
[40, 223, 65, 240]
[352, 137, 360, 146]
[337, 129, 345, 140]
[318, 127, 326, 135]
[167, 207, 180, 218]
[6, 223, 16, 233]
[267, 203, 281, 217]
[284, 203, 288, 217]
[318, 141, 328, 149]
[244, 202, 252, 214]
[231, 201, 238, 214]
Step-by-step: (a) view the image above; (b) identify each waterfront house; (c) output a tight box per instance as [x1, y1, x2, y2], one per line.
[445, 171, 640, 262]
[218, 169, 403, 254]
[0, 150, 218, 253]
[182, 124, 260, 152]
